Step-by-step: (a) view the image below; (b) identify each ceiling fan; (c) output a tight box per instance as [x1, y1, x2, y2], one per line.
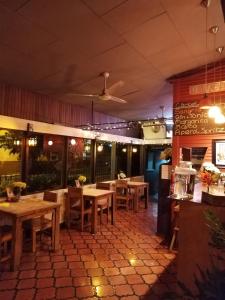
[68, 72, 127, 103]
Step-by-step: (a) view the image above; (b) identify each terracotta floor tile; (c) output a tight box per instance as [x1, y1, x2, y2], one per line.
[0, 290, 15, 300]
[0, 271, 18, 280]
[56, 287, 75, 299]
[54, 268, 71, 278]
[69, 261, 84, 269]
[36, 262, 52, 270]
[76, 286, 95, 298]
[96, 284, 114, 297]
[17, 278, 36, 289]
[35, 287, 56, 300]
[120, 267, 136, 275]
[150, 266, 165, 275]
[132, 283, 150, 296]
[108, 275, 127, 285]
[37, 269, 54, 278]
[84, 261, 99, 269]
[114, 260, 130, 268]
[87, 268, 103, 277]
[126, 274, 144, 285]
[36, 277, 54, 289]
[53, 261, 68, 269]
[135, 266, 151, 275]
[143, 259, 159, 267]
[64, 248, 78, 255]
[15, 289, 35, 300]
[115, 284, 134, 297]
[51, 255, 65, 262]
[73, 276, 91, 287]
[104, 267, 120, 276]
[55, 277, 72, 287]
[19, 270, 36, 279]
[142, 274, 158, 284]
[120, 296, 139, 300]
[99, 260, 114, 268]
[71, 268, 87, 277]
[91, 276, 108, 286]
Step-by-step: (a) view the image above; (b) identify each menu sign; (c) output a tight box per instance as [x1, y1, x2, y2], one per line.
[173, 101, 225, 136]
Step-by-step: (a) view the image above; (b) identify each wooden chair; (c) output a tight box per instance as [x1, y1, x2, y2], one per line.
[31, 191, 57, 252]
[115, 180, 134, 210]
[66, 187, 92, 231]
[130, 176, 147, 209]
[0, 225, 13, 266]
[96, 182, 111, 224]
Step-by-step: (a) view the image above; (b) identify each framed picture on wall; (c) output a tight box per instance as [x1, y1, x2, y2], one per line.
[212, 139, 225, 168]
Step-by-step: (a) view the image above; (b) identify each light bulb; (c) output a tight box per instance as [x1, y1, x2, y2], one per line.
[215, 113, 225, 124]
[122, 147, 127, 153]
[48, 140, 53, 146]
[208, 106, 221, 118]
[97, 144, 103, 152]
[70, 138, 76, 146]
[132, 147, 138, 153]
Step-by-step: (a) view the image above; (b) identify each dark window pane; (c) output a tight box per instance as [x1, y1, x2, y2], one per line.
[131, 145, 140, 176]
[67, 138, 92, 185]
[0, 128, 23, 196]
[96, 141, 112, 182]
[27, 134, 64, 192]
[116, 144, 128, 177]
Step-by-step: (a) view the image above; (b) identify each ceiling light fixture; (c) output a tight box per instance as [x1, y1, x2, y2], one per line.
[70, 138, 76, 145]
[48, 140, 53, 146]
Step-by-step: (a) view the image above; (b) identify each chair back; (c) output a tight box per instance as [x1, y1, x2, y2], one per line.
[130, 176, 144, 182]
[68, 187, 83, 210]
[96, 182, 111, 190]
[43, 191, 57, 202]
[115, 180, 129, 199]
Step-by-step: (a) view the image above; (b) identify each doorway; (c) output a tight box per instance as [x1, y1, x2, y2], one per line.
[145, 146, 171, 202]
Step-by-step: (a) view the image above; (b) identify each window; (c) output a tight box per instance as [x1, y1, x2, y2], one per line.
[67, 138, 92, 185]
[27, 133, 64, 192]
[0, 128, 23, 196]
[95, 141, 112, 182]
[116, 143, 128, 177]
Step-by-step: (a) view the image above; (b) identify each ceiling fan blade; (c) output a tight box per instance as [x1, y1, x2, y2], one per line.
[108, 80, 124, 93]
[109, 95, 127, 103]
[121, 89, 140, 97]
[67, 93, 99, 98]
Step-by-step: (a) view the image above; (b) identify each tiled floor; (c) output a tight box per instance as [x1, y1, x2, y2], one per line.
[0, 203, 179, 299]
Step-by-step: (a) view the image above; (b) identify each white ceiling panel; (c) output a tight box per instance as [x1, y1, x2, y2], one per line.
[124, 13, 182, 58]
[83, 0, 125, 16]
[102, 0, 165, 34]
[0, 1, 224, 120]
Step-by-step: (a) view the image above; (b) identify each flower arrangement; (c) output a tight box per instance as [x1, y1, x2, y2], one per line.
[118, 171, 126, 179]
[199, 162, 221, 188]
[160, 147, 172, 160]
[78, 175, 86, 185]
[6, 181, 26, 201]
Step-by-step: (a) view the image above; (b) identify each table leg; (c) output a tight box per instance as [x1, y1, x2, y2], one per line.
[134, 187, 138, 212]
[145, 185, 149, 209]
[91, 198, 97, 234]
[111, 193, 115, 225]
[53, 207, 60, 251]
[11, 217, 22, 271]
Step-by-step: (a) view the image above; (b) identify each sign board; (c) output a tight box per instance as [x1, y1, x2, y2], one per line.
[173, 101, 225, 136]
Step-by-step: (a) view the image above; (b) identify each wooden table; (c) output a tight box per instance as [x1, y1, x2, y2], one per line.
[82, 189, 115, 234]
[0, 198, 60, 271]
[127, 181, 149, 212]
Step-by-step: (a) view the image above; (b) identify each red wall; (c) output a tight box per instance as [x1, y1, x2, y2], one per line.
[172, 60, 225, 166]
[0, 83, 138, 137]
